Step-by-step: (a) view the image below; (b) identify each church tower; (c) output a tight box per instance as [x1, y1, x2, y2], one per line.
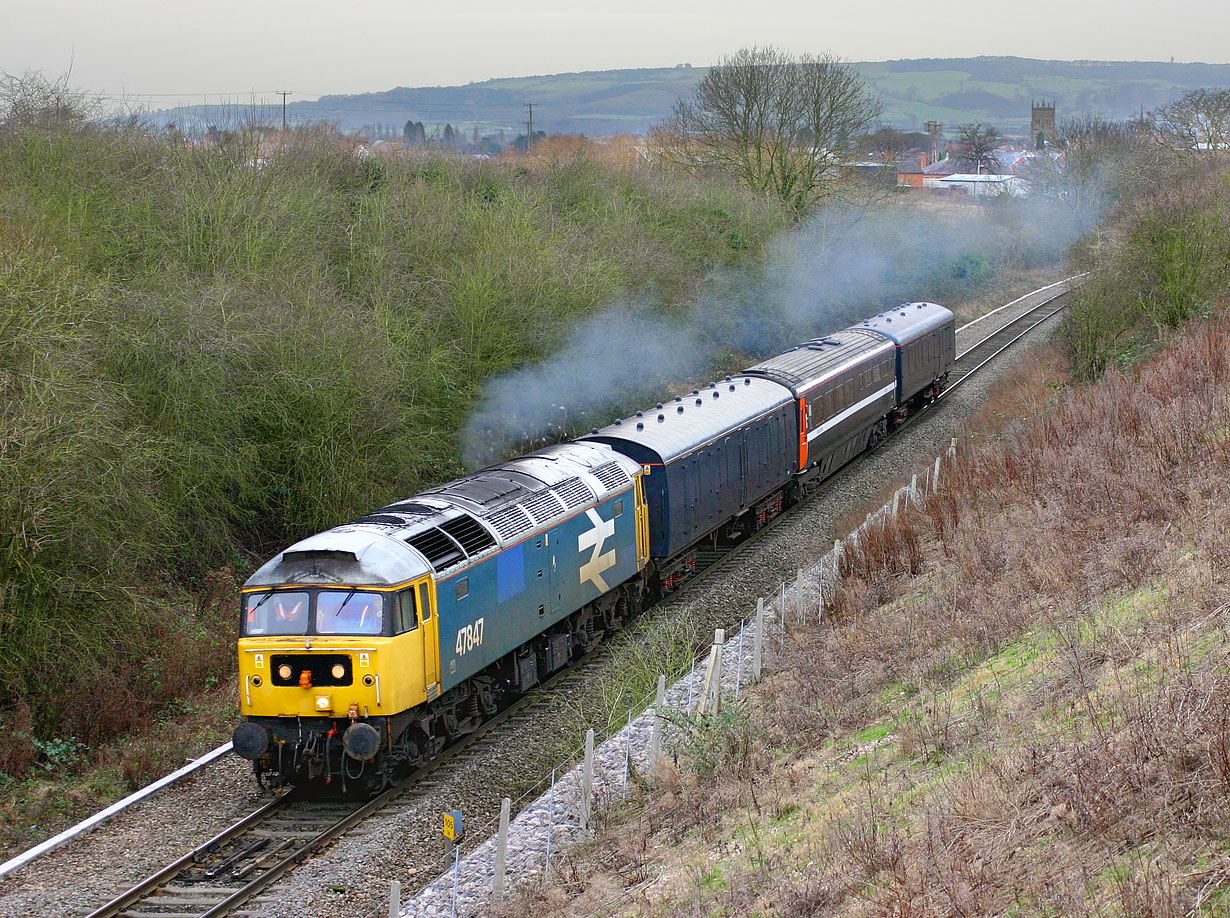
[1031, 101, 1056, 149]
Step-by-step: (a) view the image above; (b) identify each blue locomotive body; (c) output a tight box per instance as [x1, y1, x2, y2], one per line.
[433, 485, 642, 691]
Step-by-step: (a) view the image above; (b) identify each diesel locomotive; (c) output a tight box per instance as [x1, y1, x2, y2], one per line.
[231, 302, 955, 793]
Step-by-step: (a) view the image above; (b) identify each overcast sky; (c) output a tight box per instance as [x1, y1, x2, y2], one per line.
[6, 0, 1230, 104]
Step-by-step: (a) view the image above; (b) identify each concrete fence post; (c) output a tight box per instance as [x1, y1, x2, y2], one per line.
[795, 568, 805, 623]
[696, 629, 724, 717]
[910, 473, 919, 507]
[650, 674, 665, 763]
[892, 488, 901, 520]
[934, 455, 942, 492]
[492, 797, 511, 901]
[388, 880, 401, 918]
[735, 622, 745, 700]
[580, 729, 595, 832]
[753, 598, 764, 680]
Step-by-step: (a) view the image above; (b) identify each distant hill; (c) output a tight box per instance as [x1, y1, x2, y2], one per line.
[148, 57, 1230, 139]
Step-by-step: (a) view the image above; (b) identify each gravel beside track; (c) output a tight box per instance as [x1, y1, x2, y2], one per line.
[0, 293, 1068, 918]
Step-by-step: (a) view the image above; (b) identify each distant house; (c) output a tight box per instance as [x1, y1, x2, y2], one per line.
[937, 174, 1024, 196]
[897, 155, 964, 188]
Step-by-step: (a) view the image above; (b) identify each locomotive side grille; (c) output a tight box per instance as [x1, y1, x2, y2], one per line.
[486, 506, 534, 541]
[591, 462, 630, 491]
[439, 514, 496, 556]
[520, 490, 566, 525]
[405, 527, 466, 569]
[553, 477, 594, 510]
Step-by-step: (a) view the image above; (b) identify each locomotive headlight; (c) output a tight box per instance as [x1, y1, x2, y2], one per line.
[331, 663, 345, 680]
[314, 694, 332, 711]
[277, 663, 293, 681]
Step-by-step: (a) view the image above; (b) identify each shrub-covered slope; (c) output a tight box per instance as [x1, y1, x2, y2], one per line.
[0, 121, 793, 770]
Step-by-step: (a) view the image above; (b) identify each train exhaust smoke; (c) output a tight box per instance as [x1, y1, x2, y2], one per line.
[461, 191, 1096, 469]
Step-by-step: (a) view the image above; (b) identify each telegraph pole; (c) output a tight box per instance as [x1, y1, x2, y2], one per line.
[524, 102, 535, 151]
[276, 90, 292, 135]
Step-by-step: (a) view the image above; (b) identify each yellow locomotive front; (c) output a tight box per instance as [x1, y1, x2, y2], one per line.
[232, 535, 442, 794]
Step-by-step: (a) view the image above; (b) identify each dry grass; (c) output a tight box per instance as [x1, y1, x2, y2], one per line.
[502, 309, 1230, 917]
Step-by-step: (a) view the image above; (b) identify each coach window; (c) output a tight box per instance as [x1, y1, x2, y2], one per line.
[393, 589, 418, 634]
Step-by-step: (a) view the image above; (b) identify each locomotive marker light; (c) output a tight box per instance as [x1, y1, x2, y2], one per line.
[314, 694, 331, 711]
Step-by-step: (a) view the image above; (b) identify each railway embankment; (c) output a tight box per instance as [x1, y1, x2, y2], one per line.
[496, 162, 1230, 916]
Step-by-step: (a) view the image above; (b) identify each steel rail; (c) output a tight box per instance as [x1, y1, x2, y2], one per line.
[0, 742, 235, 881]
[956, 288, 1069, 361]
[956, 273, 1084, 335]
[944, 299, 1069, 399]
[82, 791, 293, 918]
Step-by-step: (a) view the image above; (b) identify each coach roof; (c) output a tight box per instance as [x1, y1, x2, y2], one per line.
[580, 375, 793, 464]
[743, 328, 892, 395]
[857, 302, 954, 346]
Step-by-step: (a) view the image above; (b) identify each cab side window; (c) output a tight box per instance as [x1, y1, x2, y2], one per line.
[394, 589, 418, 634]
[417, 582, 432, 621]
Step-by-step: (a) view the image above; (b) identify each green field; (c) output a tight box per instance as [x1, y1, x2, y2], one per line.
[150, 57, 1230, 138]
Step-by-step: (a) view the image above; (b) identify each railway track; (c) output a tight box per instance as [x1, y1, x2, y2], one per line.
[83, 675, 574, 918]
[82, 280, 1077, 918]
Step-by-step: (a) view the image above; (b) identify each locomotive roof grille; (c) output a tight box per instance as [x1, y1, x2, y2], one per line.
[354, 513, 410, 527]
[405, 528, 466, 570]
[282, 548, 359, 564]
[487, 505, 534, 541]
[378, 501, 437, 516]
[591, 462, 629, 490]
[521, 490, 567, 525]
[439, 515, 496, 556]
[554, 477, 595, 510]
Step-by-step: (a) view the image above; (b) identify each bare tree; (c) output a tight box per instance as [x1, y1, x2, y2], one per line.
[649, 46, 880, 210]
[1021, 114, 1157, 225]
[956, 123, 1001, 173]
[0, 71, 94, 137]
[1154, 87, 1230, 155]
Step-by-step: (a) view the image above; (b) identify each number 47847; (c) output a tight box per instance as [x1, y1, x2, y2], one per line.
[455, 618, 485, 656]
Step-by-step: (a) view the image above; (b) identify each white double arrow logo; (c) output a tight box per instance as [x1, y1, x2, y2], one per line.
[578, 508, 616, 591]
